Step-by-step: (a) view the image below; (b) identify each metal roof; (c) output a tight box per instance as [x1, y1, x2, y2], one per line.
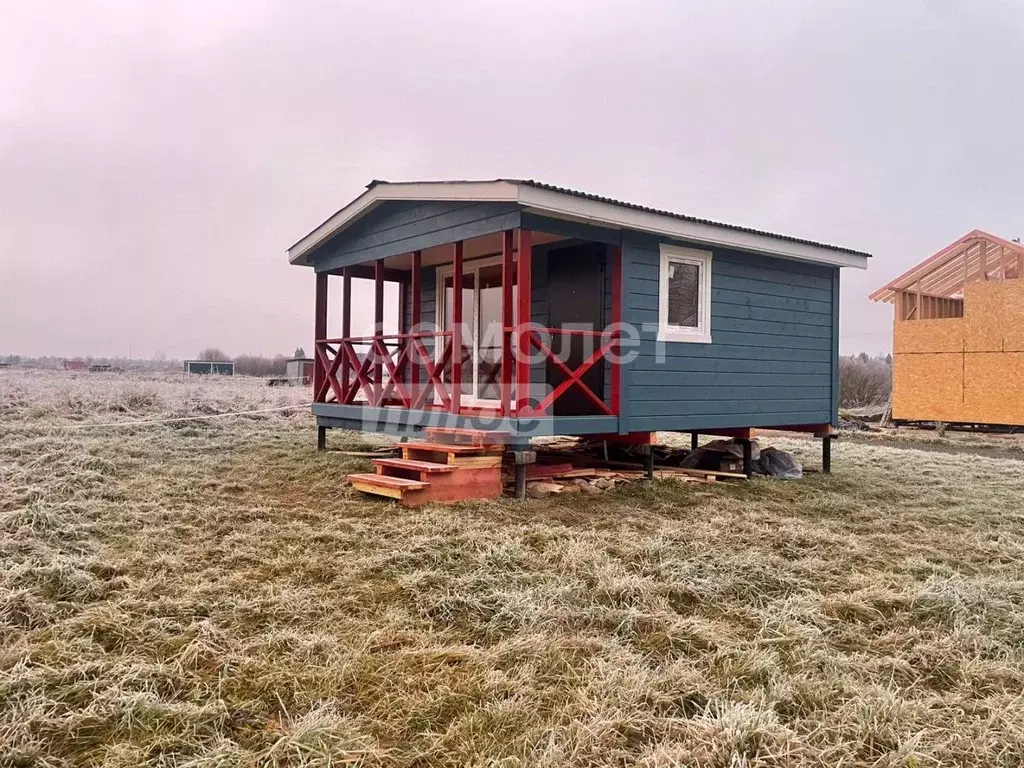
[366, 178, 872, 259]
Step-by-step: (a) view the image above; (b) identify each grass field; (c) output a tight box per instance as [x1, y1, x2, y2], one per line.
[4, 369, 1024, 767]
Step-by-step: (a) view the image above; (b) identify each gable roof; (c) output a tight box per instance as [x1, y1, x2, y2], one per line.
[288, 179, 871, 268]
[869, 229, 1024, 304]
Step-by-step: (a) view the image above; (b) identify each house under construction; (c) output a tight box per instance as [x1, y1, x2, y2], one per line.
[870, 230, 1024, 427]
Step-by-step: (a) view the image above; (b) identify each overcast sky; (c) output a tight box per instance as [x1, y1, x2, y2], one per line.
[2, 0, 1022, 359]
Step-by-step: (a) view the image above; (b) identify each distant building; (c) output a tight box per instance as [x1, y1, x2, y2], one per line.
[871, 230, 1024, 426]
[286, 357, 315, 384]
[63, 359, 87, 371]
[184, 360, 234, 375]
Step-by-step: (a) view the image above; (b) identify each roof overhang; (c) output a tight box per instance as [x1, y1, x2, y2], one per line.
[288, 180, 871, 269]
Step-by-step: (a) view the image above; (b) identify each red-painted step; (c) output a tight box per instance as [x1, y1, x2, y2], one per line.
[423, 427, 507, 447]
[349, 433, 507, 506]
[347, 473, 429, 502]
[372, 457, 455, 475]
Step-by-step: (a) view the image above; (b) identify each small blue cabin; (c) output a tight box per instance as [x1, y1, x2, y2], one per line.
[289, 179, 869, 478]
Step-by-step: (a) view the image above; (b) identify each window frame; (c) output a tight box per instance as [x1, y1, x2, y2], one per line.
[658, 244, 713, 344]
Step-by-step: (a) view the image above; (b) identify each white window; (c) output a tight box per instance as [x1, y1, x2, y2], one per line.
[658, 244, 712, 343]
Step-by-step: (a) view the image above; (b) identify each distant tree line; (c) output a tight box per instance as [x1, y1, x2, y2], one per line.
[3, 348, 308, 377]
[838, 353, 892, 408]
[196, 348, 300, 377]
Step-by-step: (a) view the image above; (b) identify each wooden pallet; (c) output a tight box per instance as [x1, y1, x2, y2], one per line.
[347, 430, 504, 506]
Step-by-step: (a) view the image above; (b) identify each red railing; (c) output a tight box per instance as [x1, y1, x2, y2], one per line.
[316, 326, 619, 417]
[519, 327, 619, 417]
[315, 332, 458, 409]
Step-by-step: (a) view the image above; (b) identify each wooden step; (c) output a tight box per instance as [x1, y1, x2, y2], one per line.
[402, 443, 503, 469]
[424, 427, 507, 446]
[372, 457, 455, 475]
[347, 473, 429, 501]
[403, 441, 503, 454]
[350, 463, 504, 506]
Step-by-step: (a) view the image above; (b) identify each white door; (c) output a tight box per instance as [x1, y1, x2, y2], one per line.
[437, 256, 517, 407]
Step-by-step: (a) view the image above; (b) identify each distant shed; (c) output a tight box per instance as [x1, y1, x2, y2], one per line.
[184, 360, 235, 376]
[870, 230, 1024, 426]
[286, 357, 315, 384]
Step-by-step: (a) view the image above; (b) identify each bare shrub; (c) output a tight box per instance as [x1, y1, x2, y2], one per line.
[196, 348, 229, 362]
[233, 354, 287, 377]
[839, 354, 892, 408]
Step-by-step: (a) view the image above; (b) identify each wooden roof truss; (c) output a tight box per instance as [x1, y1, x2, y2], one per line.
[870, 230, 1024, 320]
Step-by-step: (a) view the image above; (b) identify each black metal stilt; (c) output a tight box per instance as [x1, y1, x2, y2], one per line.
[514, 463, 527, 499]
[316, 426, 327, 452]
[741, 439, 753, 477]
[642, 444, 654, 482]
[823, 435, 832, 474]
[690, 432, 699, 450]
[513, 450, 535, 500]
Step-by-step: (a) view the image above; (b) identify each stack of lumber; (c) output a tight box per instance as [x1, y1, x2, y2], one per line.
[509, 459, 745, 497]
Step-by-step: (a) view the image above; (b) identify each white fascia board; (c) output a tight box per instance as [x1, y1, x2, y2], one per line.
[288, 181, 519, 265]
[516, 186, 868, 270]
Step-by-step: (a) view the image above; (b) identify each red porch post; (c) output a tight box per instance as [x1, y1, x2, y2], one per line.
[451, 241, 464, 413]
[340, 268, 352, 400]
[516, 229, 533, 413]
[313, 272, 328, 401]
[500, 230, 514, 416]
[410, 250, 421, 407]
[374, 258, 384, 404]
[609, 245, 622, 416]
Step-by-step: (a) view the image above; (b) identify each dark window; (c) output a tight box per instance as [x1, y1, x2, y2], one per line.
[667, 261, 700, 328]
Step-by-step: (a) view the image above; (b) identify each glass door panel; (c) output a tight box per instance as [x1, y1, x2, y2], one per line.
[476, 264, 516, 401]
[443, 274, 475, 395]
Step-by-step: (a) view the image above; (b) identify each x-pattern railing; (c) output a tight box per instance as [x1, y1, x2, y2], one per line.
[520, 327, 618, 416]
[315, 326, 618, 416]
[315, 332, 454, 409]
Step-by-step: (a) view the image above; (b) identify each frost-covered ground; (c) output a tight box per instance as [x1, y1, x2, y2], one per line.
[3, 369, 1024, 767]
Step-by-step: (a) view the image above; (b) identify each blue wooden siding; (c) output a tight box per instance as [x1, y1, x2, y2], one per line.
[831, 269, 841, 426]
[603, 249, 614, 405]
[311, 201, 520, 273]
[621, 231, 838, 433]
[529, 248, 549, 388]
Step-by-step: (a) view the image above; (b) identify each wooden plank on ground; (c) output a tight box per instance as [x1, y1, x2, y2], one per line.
[527, 462, 576, 478]
[669, 467, 746, 480]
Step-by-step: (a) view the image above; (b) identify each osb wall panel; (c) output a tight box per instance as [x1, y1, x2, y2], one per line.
[962, 352, 1024, 425]
[963, 282, 1005, 352]
[894, 280, 1024, 424]
[1001, 283, 1024, 351]
[894, 350, 1024, 425]
[892, 352, 964, 422]
[893, 319, 965, 354]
